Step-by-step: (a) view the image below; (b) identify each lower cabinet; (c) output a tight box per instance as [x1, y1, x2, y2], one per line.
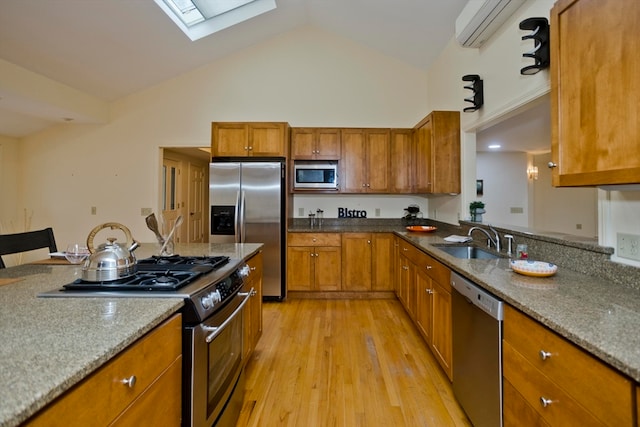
[341, 233, 394, 292]
[396, 237, 452, 380]
[243, 251, 263, 363]
[503, 305, 634, 426]
[25, 314, 182, 427]
[287, 233, 342, 291]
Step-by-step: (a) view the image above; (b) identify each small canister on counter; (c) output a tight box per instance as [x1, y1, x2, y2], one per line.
[308, 212, 316, 228]
[516, 244, 528, 259]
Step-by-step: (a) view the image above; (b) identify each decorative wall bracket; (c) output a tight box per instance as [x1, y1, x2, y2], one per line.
[519, 17, 550, 75]
[462, 74, 483, 112]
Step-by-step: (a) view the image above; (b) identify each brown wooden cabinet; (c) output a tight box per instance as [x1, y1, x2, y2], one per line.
[503, 305, 634, 426]
[212, 122, 289, 157]
[389, 129, 414, 193]
[25, 314, 182, 427]
[341, 233, 394, 292]
[550, 0, 640, 186]
[287, 233, 341, 292]
[396, 239, 452, 380]
[290, 128, 341, 160]
[413, 111, 460, 194]
[242, 251, 263, 363]
[340, 128, 390, 193]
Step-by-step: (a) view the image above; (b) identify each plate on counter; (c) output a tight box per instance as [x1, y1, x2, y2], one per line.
[510, 260, 558, 277]
[405, 226, 437, 233]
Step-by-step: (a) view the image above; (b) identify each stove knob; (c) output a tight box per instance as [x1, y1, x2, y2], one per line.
[201, 294, 213, 309]
[211, 290, 222, 304]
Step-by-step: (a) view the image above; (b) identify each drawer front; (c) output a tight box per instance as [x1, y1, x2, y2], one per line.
[288, 232, 341, 247]
[503, 341, 603, 426]
[398, 240, 422, 265]
[504, 306, 633, 426]
[421, 253, 450, 290]
[26, 314, 182, 426]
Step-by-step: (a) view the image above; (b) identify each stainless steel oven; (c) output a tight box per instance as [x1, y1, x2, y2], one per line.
[184, 285, 252, 427]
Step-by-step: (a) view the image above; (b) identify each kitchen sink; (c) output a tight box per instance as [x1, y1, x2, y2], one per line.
[432, 244, 501, 259]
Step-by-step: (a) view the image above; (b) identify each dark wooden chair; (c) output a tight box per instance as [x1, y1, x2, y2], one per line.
[0, 228, 58, 268]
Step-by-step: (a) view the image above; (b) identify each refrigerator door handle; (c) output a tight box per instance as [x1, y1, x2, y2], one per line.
[239, 190, 246, 243]
[234, 190, 241, 243]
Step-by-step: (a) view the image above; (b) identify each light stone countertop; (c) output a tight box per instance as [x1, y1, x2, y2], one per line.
[0, 242, 262, 427]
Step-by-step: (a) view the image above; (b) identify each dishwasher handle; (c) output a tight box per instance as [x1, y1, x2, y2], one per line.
[451, 271, 503, 321]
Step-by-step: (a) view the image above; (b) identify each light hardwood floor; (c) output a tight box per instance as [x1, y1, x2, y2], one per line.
[237, 299, 471, 427]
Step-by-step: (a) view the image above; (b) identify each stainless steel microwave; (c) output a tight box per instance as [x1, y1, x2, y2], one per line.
[293, 161, 338, 190]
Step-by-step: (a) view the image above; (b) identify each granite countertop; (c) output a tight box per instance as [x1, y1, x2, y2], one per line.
[0, 242, 262, 427]
[289, 221, 640, 383]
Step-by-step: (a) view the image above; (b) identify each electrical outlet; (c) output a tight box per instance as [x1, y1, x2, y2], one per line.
[141, 207, 152, 216]
[375, 208, 380, 217]
[617, 233, 640, 261]
[298, 208, 304, 217]
[91, 206, 97, 215]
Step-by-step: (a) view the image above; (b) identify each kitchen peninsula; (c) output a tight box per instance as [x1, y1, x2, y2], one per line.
[0, 243, 262, 427]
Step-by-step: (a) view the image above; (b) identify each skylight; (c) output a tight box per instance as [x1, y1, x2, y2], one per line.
[154, 0, 277, 41]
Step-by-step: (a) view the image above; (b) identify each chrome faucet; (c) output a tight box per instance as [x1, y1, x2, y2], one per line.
[468, 225, 501, 252]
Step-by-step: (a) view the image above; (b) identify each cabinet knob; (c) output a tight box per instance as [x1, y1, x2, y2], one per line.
[547, 162, 557, 168]
[367, 240, 371, 244]
[121, 375, 137, 388]
[315, 253, 319, 257]
[539, 397, 554, 408]
[426, 265, 432, 270]
[310, 253, 315, 257]
[248, 146, 253, 151]
[426, 289, 433, 294]
[362, 183, 366, 187]
[244, 146, 249, 151]
[539, 350, 552, 360]
[312, 238, 317, 242]
[403, 265, 409, 270]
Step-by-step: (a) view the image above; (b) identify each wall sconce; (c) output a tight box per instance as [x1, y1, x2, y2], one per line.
[519, 17, 550, 75]
[462, 74, 483, 112]
[527, 166, 539, 180]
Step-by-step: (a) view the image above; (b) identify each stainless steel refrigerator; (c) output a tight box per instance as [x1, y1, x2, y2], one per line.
[209, 161, 286, 301]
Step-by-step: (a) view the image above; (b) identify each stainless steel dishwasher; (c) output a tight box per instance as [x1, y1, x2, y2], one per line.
[451, 271, 504, 427]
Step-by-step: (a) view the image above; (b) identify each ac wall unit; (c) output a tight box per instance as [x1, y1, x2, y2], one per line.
[455, 0, 526, 48]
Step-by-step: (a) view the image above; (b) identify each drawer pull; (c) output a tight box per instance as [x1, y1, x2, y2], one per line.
[426, 265, 432, 270]
[540, 397, 554, 408]
[121, 375, 137, 388]
[539, 350, 552, 360]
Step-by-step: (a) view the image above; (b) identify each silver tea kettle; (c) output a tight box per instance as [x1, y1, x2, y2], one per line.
[82, 222, 139, 282]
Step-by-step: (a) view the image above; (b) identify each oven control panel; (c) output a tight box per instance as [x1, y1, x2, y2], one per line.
[201, 290, 222, 309]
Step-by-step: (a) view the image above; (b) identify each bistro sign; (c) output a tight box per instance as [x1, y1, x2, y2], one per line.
[338, 208, 367, 218]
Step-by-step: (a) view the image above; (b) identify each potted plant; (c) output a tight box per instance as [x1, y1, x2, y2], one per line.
[469, 201, 485, 222]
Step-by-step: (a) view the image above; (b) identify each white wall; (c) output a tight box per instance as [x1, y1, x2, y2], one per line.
[293, 194, 429, 220]
[3, 27, 430, 253]
[476, 152, 529, 226]
[0, 135, 21, 232]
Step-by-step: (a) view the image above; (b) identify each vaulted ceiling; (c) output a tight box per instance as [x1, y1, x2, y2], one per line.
[0, 0, 468, 138]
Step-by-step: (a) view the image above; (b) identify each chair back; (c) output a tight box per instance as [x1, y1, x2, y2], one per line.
[0, 228, 58, 268]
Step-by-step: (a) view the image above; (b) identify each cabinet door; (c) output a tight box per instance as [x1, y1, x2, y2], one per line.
[365, 129, 390, 193]
[397, 254, 413, 313]
[286, 246, 314, 291]
[414, 118, 432, 193]
[431, 280, 452, 380]
[371, 233, 394, 291]
[290, 128, 315, 159]
[390, 129, 414, 193]
[415, 266, 432, 343]
[551, 0, 640, 186]
[212, 123, 249, 157]
[341, 129, 367, 192]
[430, 111, 460, 194]
[341, 233, 372, 291]
[316, 128, 341, 160]
[247, 252, 263, 352]
[314, 246, 342, 291]
[249, 122, 287, 157]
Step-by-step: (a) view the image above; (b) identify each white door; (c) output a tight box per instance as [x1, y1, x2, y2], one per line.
[162, 158, 181, 239]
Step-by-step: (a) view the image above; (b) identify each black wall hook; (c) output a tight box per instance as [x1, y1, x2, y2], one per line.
[462, 74, 483, 112]
[519, 17, 550, 75]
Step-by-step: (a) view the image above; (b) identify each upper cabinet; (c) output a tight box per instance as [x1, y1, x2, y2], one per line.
[550, 0, 640, 186]
[341, 128, 390, 193]
[389, 129, 414, 193]
[290, 128, 341, 160]
[413, 111, 461, 194]
[212, 122, 289, 158]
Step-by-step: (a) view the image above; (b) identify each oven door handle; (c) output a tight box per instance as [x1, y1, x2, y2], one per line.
[202, 288, 253, 343]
